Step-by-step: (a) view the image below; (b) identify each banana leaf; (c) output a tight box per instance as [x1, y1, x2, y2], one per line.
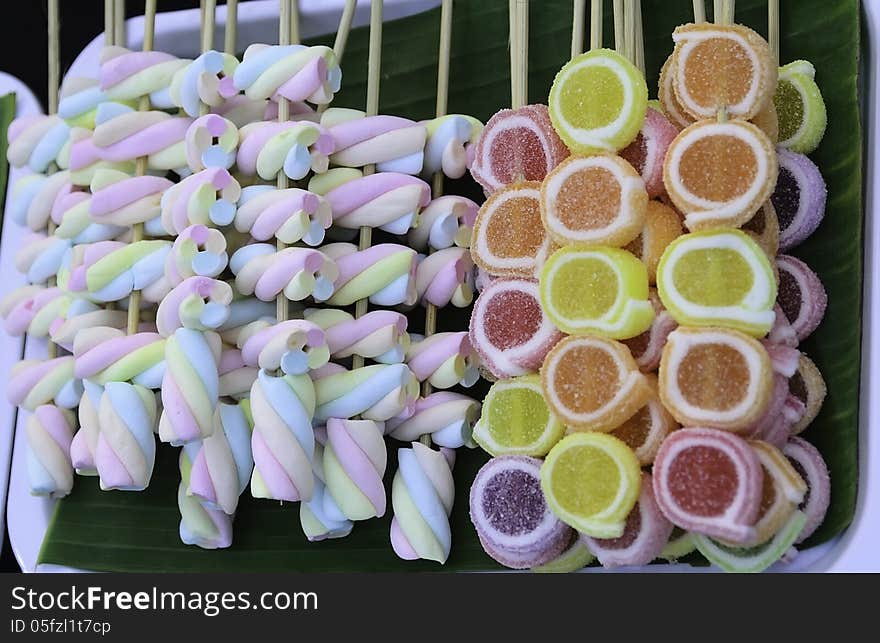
[37, 0, 862, 571]
[0, 93, 14, 224]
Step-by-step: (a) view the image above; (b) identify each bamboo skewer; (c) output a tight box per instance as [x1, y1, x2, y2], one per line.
[202, 0, 216, 58]
[590, 0, 603, 51]
[114, 0, 125, 46]
[351, 0, 384, 369]
[634, 0, 644, 75]
[572, 0, 586, 58]
[225, 0, 238, 55]
[126, 0, 157, 336]
[420, 0, 455, 411]
[45, 0, 60, 358]
[768, 0, 779, 62]
[693, 0, 706, 23]
[613, 0, 625, 57]
[332, 0, 358, 61]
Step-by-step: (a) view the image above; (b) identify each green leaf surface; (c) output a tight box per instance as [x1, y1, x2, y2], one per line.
[0, 93, 14, 226]
[38, 0, 862, 571]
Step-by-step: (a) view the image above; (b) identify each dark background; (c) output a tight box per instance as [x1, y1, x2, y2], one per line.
[0, 0, 208, 575]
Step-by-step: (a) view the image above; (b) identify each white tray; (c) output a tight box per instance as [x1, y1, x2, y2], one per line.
[2, 0, 878, 572]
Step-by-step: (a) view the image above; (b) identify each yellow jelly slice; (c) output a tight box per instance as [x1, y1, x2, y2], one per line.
[774, 61, 827, 154]
[472, 375, 564, 457]
[656, 229, 776, 337]
[540, 246, 654, 339]
[549, 48, 648, 155]
[541, 432, 641, 538]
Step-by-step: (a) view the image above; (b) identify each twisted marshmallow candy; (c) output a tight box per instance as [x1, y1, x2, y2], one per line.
[406, 332, 480, 390]
[234, 185, 332, 246]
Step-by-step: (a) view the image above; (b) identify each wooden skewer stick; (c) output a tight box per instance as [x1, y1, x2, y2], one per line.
[714, 0, 723, 23]
[275, 0, 297, 324]
[572, 0, 586, 58]
[105, 0, 115, 46]
[114, 0, 125, 47]
[317, 0, 357, 116]
[613, 0, 625, 57]
[351, 0, 384, 369]
[45, 0, 60, 358]
[509, 0, 528, 109]
[225, 0, 238, 55]
[768, 0, 779, 62]
[202, 0, 216, 58]
[634, 0, 644, 75]
[126, 0, 158, 336]
[693, 0, 706, 23]
[624, 0, 635, 65]
[590, 0, 603, 51]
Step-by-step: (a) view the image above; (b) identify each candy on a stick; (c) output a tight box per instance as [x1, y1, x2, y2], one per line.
[542, 335, 651, 432]
[158, 327, 223, 445]
[693, 509, 807, 573]
[312, 362, 419, 423]
[178, 447, 234, 549]
[471, 182, 552, 279]
[216, 298, 276, 346]
[26, 405, 76, 498]
[670, 23, 776, 121]
[624, 200, 683, 285]
[319, 242, 417, 307]
[67, 127, 134, 186]
[771, 147, 827, 251]
[90, 168, 175, 228]
[304, 308, 409, 364]
[58, 77, 110, 129]
[63, 239, 173, 303]
[774, 60, 826, 154]
[539, 246, 654, 339]
[95, 381, 158, 491]
[155, 276, 233, 337]
[583, 472, 674, 568]
[49, 299, 127, 352]
[218, 348, 258, 400]
[10, 171, 69, 232]
[7, 114, 70, 173]
[73, 327, 166, 389]
[406, 332, 479, 390]
[775, 254, 827, 342]
[0, 286, 68, 338]
[470, 105, 569, 194]
[159, 166, 241, 234]
[390, 443, 455, 564]
[741, 200, 780, 257]
[415, 247, 475, 308]
[658, 55, 694, 130]
[7, 356, 82, 411]
[751, 99, 779, 143]
[610, 375, 677, 465]
[472, 374, 564, 457]
[323, 417, 387, 521]
[170, 50, 239, 118]
[421, 114, 483, 180]
[52, 184, 125, 244]
[541, 432, 642, 538]
[620, 108, 680, 198]
[236, 120, 333, 181]
[741, 441, 806, 546]
[548, 49, 648, 155]
[91, 105, 192, 174]
[470, 456, 573, 569]
[238, 318, 330, 375]
[788, 354, 826, 435]
[99, 46, 189, 108]
[185, 113, 239, 172]
[530, 540, 595, 573]
[321, 107, 427, 175]
[541, 155, 648, 248]
[70, 380, 102, 476]
[234, 185, 332, 246]
[659, 327, 773, 431]
[309, 168, 430, 235]
[188, 401, 255, 515]
[232, 43, 341, 105]
[300, 435, 354, 542]
[230, 243, 337, 303]
[656, 230, 777, 337]
[408, 195, 479, 252]
[386, 392, 480, 449]
[249, 368, 316, 503]
[783, 437, 830, 544]
[15, 232, 70, 285]
[659, 528, 697, 562]
[469, 278, 562, 379]
[663, 120, 777, 231]
[652, 427, 764, 544]
[621, 289, 677, 372]
[165, 225, 229, 286]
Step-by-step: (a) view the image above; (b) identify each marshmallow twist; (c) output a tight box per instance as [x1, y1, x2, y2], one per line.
[233, 43, 341, 105]
[237, 120, 334, 181]
[234, 185, 332, 246]
[304, 308, 410, 364]
[321, 242, 418, 307]
[409, 195, 479, 251]
[406, 332, 480, 390]
[230, 243, 337, 303]
[323, 418, 387, 521]
[416, 246, 475, 308]
[26, 405, 77, 498]
[160, 167, 241, 234]
[386, 391, 480, 449]
[95, 381, 158, 491]
[313, 362, 419, 423]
